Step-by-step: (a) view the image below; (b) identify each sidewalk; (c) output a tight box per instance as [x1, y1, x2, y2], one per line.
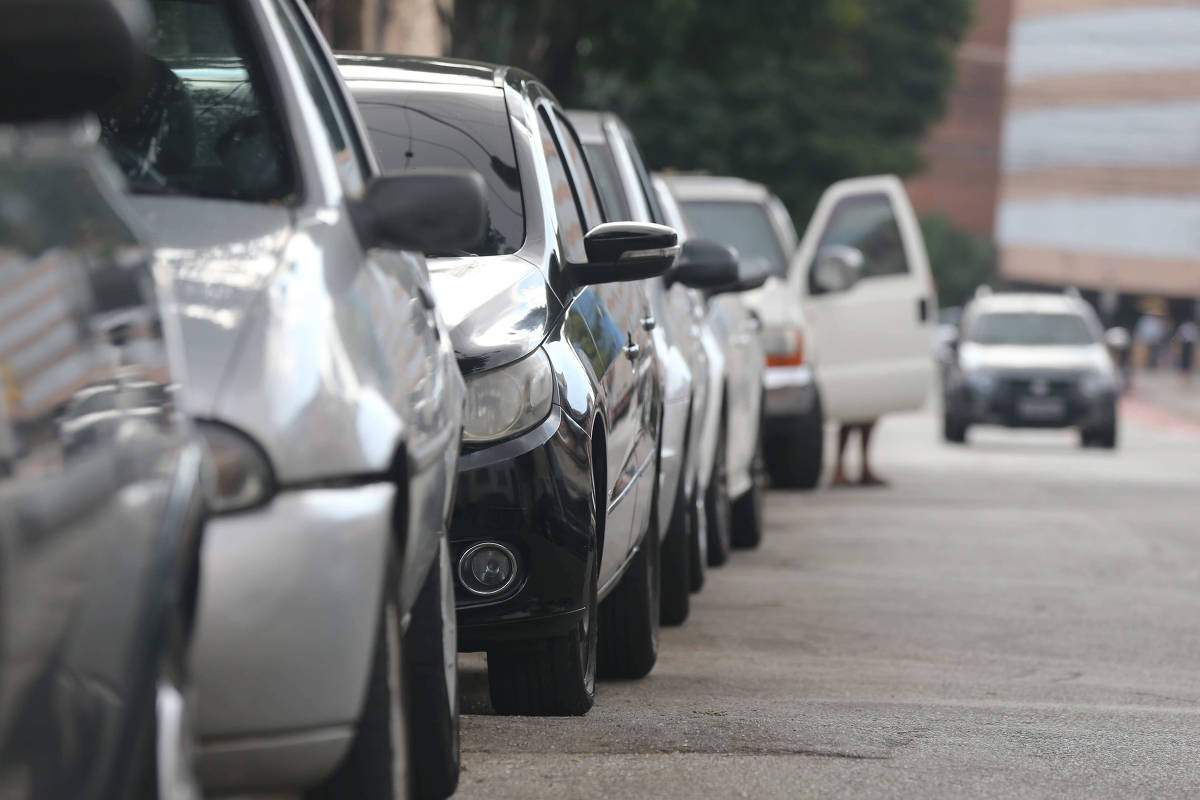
[1125, 368, 1200, 422]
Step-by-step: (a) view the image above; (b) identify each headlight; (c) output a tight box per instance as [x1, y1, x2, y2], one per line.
[196, 422, 275, 513]
[462, 349, 554, 444]
[965, 370, 998, 394]
[1079, 370, 1113, 397]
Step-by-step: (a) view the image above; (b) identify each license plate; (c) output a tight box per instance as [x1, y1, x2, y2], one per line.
[1017, 396, 1066, 420]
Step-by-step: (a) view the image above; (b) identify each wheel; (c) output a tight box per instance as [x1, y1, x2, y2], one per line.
[402, 537, 459, 799]
[731, 427, 765, 550]
[1082, 418, 1117, 449]
[705, 412, 732, 567]
[306, 556, 408, 800]
[688, 489, 706, 593]
[764, 392, 824, 489]
[487, 547, 598, 715]
[598, 500, 661, 678]
[659, 467, 692, 626]
[943, 412, 967, 444]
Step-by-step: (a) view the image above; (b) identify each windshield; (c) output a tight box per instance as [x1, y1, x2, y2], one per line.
[99, 0, 293, 202]
[966, 312, 1097, 346]
[680, 200, 788, 277]
[351, 82, 524, 257]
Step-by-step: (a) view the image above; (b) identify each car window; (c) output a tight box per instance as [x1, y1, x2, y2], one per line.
[537, 110, 588, 263]
[817, 193, 909, 278]
[618, 125, 665, 225]
[552, 112, 605, 231]
[353, 82, 524, 256]
[681, 200, 788, 277]
[269, 0, 367, 193]
[98, 0, 294, 202]
[582, 142, 631, 222]
[966, 312, 1097, 346]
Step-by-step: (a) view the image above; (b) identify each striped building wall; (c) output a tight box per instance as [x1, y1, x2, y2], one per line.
[997, 0, 1200, 297]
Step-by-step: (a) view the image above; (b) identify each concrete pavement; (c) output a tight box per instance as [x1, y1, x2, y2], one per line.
[454, 407, 1200, 799]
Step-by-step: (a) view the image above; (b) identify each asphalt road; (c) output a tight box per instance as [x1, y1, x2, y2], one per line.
[454, 403, 1200, 799]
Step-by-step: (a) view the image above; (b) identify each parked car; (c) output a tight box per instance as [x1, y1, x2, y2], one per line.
[97, 1, 486, 797]
[662, 176, 770, 563]
[569, 110, 749, 624]
[340, 54, 678, 714]
[943, 292, 1120, 448]
[0, 2, 206, 797]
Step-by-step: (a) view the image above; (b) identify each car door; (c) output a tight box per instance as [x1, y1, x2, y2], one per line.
[537, 107, 651, 580]
[795, 175, 936, 424]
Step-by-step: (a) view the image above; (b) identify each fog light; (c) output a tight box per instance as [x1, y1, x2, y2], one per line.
[458, 542, 517, 596]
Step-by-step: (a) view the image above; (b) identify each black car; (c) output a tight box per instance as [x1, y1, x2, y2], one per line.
[340, 55, 679, 715]
[0, 2, 206, 797]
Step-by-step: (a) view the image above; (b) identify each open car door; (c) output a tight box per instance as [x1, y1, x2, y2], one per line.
[794, 175, 936, 424]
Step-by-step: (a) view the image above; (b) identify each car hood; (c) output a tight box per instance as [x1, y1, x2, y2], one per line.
[427, 253, 555, 373]
[960, 343, 1110, 374]
[131, 196, 291, 415]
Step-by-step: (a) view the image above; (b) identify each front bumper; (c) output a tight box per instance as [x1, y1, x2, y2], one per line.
[451, 405, 594, 651]
[947, 380, 1116, 429]
[191, 484, 395, 793]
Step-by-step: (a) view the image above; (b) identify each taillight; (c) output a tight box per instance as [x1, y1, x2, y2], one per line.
[765, 328, 804, 367]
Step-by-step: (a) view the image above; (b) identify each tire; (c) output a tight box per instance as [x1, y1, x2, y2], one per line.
[705, 412, 732, 567]
[306, 559, 408, 800]
[1082, 418, 1118, 449]
[487, 546, 598, 715]
[402, 537, 459, 800]
[943, 412, 968, 444]
[764, 392, 824, 490]
[598, 504, 661, 678]
[731, 423, 765, 550]
[688, 490, 706, 593]
[659, 468, 692, 626]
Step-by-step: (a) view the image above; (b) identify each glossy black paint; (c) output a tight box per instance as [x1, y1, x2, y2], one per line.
[0, 128, 205, 799]
[341, 54, 663, 644]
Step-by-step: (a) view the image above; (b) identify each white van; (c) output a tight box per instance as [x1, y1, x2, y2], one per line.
[675, 175, 937, 487]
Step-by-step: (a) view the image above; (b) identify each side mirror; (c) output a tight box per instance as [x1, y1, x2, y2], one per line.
[811, 245, 864, 294]
[1, 0, 151, 123]
[355, 168, 487, 253]
[1104, 327, 1131, 351]
[574, 222, 679, 286]
[710, 257, 770, 296]
[668, 238, 739, 289]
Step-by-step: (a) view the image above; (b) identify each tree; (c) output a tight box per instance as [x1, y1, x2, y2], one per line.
[448, 0, 973, 224]
[920, 214, 996, 309]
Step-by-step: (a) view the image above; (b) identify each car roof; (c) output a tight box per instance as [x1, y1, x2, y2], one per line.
[335, 52, 540, 96]
[969, 293, 1091, 316]
[662, 174, 772, 204]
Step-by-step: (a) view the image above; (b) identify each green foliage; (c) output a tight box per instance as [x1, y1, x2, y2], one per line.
[449, 0, 973, 225]
[920, 214, 996, 309]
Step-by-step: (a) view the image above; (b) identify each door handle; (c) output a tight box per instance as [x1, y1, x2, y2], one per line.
[624, 336, 640, 361]
[641, 314, 656, 331]
[918, 297, 929, 323]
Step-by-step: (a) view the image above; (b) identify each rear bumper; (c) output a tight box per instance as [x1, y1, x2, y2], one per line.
[764, 364, 818, 423]
[191, 484, 394, 794]
[451, 406, 594, 651]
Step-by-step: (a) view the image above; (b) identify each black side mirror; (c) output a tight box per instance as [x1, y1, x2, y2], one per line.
[574, 222, 679, 286]
[668, 238, 739, 289]
[811, 244, 864, 294]
[710, 257, 770, 296]
[0, 0, 151, 123]
[354, 168, 487, 253]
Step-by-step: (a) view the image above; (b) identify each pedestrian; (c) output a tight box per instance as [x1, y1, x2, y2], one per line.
[831, 420, 886, 487]
[1134, 308, 1168, 369]
[1175, 319, 1198, 386]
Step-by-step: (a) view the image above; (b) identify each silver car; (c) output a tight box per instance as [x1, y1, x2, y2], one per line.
[97, 0, 484, 796]
[660, 176, 770, 567]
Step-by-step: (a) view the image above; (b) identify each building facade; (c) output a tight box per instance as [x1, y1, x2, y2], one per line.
[996, 0, 1200, 303]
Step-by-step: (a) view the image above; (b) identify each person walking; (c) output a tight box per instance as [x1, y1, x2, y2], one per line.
[1175, 319, 1198, 386]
